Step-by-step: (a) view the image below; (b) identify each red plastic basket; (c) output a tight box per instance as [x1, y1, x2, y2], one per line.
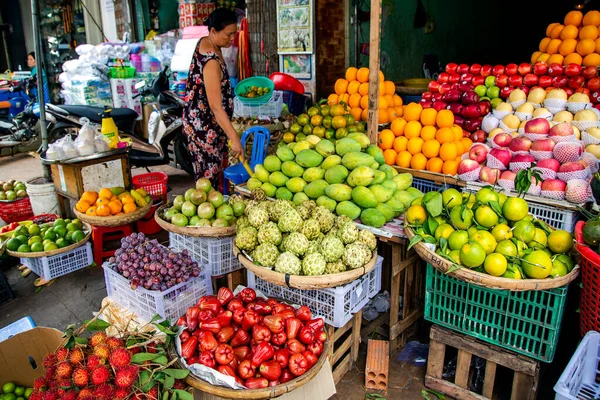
[136, 204, 162, 235]
[575, 220, 600, 336]
[132, 172, 168, 203]
[0, 198, 34, 224]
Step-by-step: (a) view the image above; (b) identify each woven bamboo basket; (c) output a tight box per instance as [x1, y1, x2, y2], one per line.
[7, 222, 92, 258]
[233, 245, 378, 289]
[74, 202, 152, 227]
[154, 203, 236, 237]
[405, 226, 579, 291]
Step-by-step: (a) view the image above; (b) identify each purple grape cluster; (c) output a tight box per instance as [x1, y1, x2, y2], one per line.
[108, 232, 201, 291]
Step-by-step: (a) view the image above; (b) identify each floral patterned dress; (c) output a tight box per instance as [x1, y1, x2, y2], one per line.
[182, 46, 234, 189]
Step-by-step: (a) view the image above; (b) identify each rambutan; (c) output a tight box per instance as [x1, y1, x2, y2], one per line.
[114, 387, 132, 399]
[55, 361, 73, 379]
[90, 365, 111, 385]
[55, 348, 69, 362]
[86, 354, 103, 369]
[93, 344, 111, 361]
[146, 386, 159, 399]
[109, 347, 131, 369]
[29, 392, 44, 400]
[105, 336, 125, 350]
[33, 377, 47, 390]
[61, 391, 78, 400]
[43, 353, 56, 368]
[89, 332, 107, 347]
[115, 365, 139, 388]
[42, 390, 60, 400]
[77, 387, 94, 400]
[68, 347, 85, 365]
[72, 367, 89, 387]
[93, 383, 116, 400]
[173, 379, 186, 389]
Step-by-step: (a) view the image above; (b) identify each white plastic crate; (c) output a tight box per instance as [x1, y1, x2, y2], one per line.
[103, 263, 212, 322]
[412, 177, 457, 194]
[247, 256, 383, 328]
[169, 233, 241, 276]
[234, 90, 283, 118]
[554, 331, 600, 399]
[0, 316, 36, 342]
[21, 243, 94, 281]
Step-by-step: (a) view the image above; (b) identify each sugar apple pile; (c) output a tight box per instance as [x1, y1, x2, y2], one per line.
[236, 199, 377, 275]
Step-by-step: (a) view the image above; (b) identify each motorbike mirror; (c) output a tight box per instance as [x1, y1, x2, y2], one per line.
[135, 80, 146, 90]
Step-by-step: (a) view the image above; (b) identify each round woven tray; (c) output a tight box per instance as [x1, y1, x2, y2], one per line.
[73, 202, 152, 227]
[233, 245, 378, 289]
[154, 203, 236, 238]
[405, 226, 580, 291]
[7, 222, 92, 258]
[168, 341, 329, 399]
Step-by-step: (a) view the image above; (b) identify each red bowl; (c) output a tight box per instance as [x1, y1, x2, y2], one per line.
[269, 72, 305, 95]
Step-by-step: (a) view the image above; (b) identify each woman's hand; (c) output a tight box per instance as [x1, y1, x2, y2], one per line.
[231, 137, 244, 160]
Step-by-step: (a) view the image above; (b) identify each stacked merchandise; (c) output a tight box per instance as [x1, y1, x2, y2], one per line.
[110, 79, 142, 118]
[178, 0, 216, 29]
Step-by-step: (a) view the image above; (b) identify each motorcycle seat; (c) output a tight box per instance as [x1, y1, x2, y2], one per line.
[0, 120, 12, 129]
[55, 105, 138, 134]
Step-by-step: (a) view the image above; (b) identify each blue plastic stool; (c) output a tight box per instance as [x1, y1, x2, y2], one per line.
[224, 126, 270, 190]
[0, 316, 36, 342]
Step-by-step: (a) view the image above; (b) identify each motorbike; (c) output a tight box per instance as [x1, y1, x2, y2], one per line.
[44, 66, 193, 175]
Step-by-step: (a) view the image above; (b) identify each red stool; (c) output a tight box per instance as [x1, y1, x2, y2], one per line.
[136, 204, 163, 235]
[92, 224, 134, 266]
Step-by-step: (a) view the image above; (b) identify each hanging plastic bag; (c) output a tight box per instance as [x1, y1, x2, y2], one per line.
[147, 105, 162, 145]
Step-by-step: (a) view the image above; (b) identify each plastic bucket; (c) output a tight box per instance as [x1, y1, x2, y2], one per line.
[25, 177, 60, 216]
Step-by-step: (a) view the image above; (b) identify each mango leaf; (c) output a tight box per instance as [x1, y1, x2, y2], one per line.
[489, 201, 503, 217]
[534, 219, 552, 235]
[174, 390, 193, 400]
[460, 203, 469, 221]
[426, 216, 439, 237]
[83, 319, 110, 331]
[132, 352, 161, 364]
[423, 192, 443, 217]
[162, 369, 190, 379]
[407, 234, 423, 250]
[164, 375, 175, 390]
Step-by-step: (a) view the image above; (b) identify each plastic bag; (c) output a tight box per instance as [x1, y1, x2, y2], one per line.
[46, 143, 65, 161]
[147, 105, 161, 144]
[77, 118, 96, 143]
[75, 44, 95, 56]
[95, 134, 110, 152]
[58, 136, 79, 159]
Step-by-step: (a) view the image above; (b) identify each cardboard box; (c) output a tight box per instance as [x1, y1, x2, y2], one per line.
[0, 327, 63, 385]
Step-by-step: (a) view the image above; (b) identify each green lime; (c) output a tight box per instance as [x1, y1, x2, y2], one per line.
[16, 397, 24, 400]
[24, 388, 32, 399]
[502, 197, 529, 222]
[42, 239, 52, 245]
[4, 394, 16, 400]
[502, 264, 522, 279]
[14, 226, 29, 237]
[54, 226, 67, 238]
[448, 230, 469, 251]
[522, 250, 553, 279]
[6, 238, 21, 251]
[459, 241, 486, 268]
[65, 231, 74, 243]
[64, 218, 72, 224]
[30, 242, 44, 252]
[53, 219, 65, 228]
[512, 220, 535, 243]
[484, 253, 508, 277]
[43, 242, 58, 251]
[28, 236, 42, 246]
[496, 240, 518, 257]
[13, 388, 23, 397]
[2, 381, 15, 393]
[66, 223, 78, 232]
[15, 235, 28, 246]
[547, 230, 574, 254]
[44, 230, 56, 241]
[72, 219, 83, 230]
[55, 238, 68, 248]
[72, 230, 85, 242]
[27, 225, 40, 236]
[17, 244, 31, 253]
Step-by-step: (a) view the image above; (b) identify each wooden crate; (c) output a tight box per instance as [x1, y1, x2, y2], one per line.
[361, 237, 424, 352]
[426, 325, 540, 400]
[325, 310, 362, 385]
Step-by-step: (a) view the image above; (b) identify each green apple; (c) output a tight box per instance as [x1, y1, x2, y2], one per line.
[486, 86, 500, 99]
[490, 98, 504, 109]
[484, 76, 496, 88]
[474, 85, 487, 97]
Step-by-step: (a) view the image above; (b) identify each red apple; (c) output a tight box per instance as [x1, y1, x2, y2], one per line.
[458, 159, 481, 175]
[565, 87, 575, 96]
[559, 161, 586, 172]
[509, 75, 523, 87]
[492, 65, 505, 76]
[451, 83, 460, 90]
[500, 86, 514, 99]
[428, 81, 440, 93]
[583, 66, 598, 79]
[524, 118, 551, 134]
[481, 65, 493, 77]
[464, 118, 483, 132]
[548, 63, 564, 77]
[438, 83, 452, 94]
[518, 85, 531, 95]
[565, 63, 582, 77]
[462, 104, 481, 118]
[462, 91, 480, 105]
[511, 153, 535, 163]
[568, 75, 585, 89]
[443, 89, 461, 103]
[553, 75, 568, 88]
[438, 72, 450, 83]
[524, 74, 539, 87]
[472, 75, 485, 87]
[420, 99, 433, 108]
[531, 138, 555, 152]
[500, 170, 517, 181]
[496, 74, 509, 88]
[480, 166, 501, 185]
[432, 92, 444, 101]
[541, 179, 567, 192]
[432, 100, 448, 111]
[469, 143, 489, 163]
[446, 63, 458, 74]
[470, 64, 482, 75]
[577, 87, 592, 97]
[533, 62, 549, 76]
[461, 73, 474, 83]
[422, 92, 433, 101]
[448, 102, 463, 115]
[478, 100, 491, 116]
[458, 82, 475, 93]
[493, 133, 513, 148]
[549, 122, 574, 137]
[453, 115, 465, 127]
[587, 77, 600, 91]
[505, 63, 519, 76]
[470, 128, 486, 142]
[457, 64, 470, 75]
[518, 63, 532, 76]
[449, 73, 461, 84]
[509, 137, 533, 153]
[539, 75, 553, 88]
[537, 158, 560, 172]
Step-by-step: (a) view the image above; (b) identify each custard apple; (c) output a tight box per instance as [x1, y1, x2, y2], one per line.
[301, 219, 321, 240]
[248, 206, 269, 228]
[228, 194, 244, 204]
[284, 232, 309, 256]
[269, 199, 294, 222]
[251, 188, 266, 201]
[302, 252, 326, 276]
[305, 240, 320, 255]
[301, 200, 317, 212]
[278, 233, 289, 253]
[325, 260, 346, 274]
[337, 222, 359, 244]
[275, 252, 302, 275]
[319, 235, 345, 262]
[313, 206, 335, 233]
[295, 205, 312, 220]
[343, 243, 367, 269]
[328, 227, 339, 237]
[236, 215, 251, 230]
[244, 200, 258, 216]
[358, 229, 377, 251]
[335, 215, 353, 229]
[235, 226, 258, 252]
[357, 242, 373, 265]
[252, 243, 279, 268]
[258, 221, 283, 245]
[278, 209, 303, 232]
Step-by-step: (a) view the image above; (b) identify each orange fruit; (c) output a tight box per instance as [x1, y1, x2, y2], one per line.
[565, 11, 583, 27]
[581, 25, 599, 40]
[404, 120, 422, 139]
[393, 95, 403, 107]
[86, 206, 97, 216]
[379, 70, 385, 82]
[357, 67, 370, 83]
[422, 139, 440, 158]
[583, 53, 600, 66]
[426, 157, 444, 173]
[451, 124, 463, 141]
[96, 197, 110, 206]
[561, 24, 579, 40]
[110, 194, 118, 201]
[578, 39, 596, 56]
[395, 150, 412, 168]
[108, 200, 122, 215]
[378, 109, 389, 124]
[383, 149, 397, 165]
[596, 38, 600, 53]
[461, 137, 473, 150]
[388, 108, 398, 121]
[395, 106, 404, 118]
[436, 109, 454, 128]
[75, 200, 90, 213]
[440, 142, 457, 161]
[339, 93, 350, 104]
[359, 82, 369, 96]
[420, 108, 438, 126]
[548, 54, 565, 65]
[379, 96, 389, 109]
[404, 102, 423, 121]
[327, 93, 338, 105]
[537, 53, 551, 63]
[559, 38, 578, 55]
[349, 93, 361, 108]
[360, 95, 369, 110]
[99, 188, 113, 200]
[391, 118, 407, 136]
[407, 137, 424, 155]
[583, 10, 600, 26]
[121, 195, 135, 204]
[335, 79, 349, 95]
[96, 204, 111, 217]
[346, 67, 358, 81]
[123, 203, 137, 213]
[531, 51, 542, 64]
[442, 160, 459, 176]
[361, 109, 369, 122]
[565, 52, 583, 65]
[410, 153, 427, 170]
[378, 129, 395, 149]
[436, 127, 454, 144]
[547, 22, 559, 37]
[454, 140, 465, 155]
[384, 95, 395, 109]
[350, 107, 362, 122]
[421, 125, 437, 140]
[379, 81, 386, 97]
[393, 136, 408, 153]
[550, 24, 564, 39]
[81, 191, 98, 205]
[539, 37, 551, 52]
[547, 38, 562, 54]
[347, 81, 361, 95]
[384, 81, 396, 96]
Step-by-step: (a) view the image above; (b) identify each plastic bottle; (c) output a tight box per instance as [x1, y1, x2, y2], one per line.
[100, 109, 120, 149]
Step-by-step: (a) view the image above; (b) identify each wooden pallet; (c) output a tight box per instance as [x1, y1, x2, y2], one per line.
[426, 325, 540, 400]
[325, 311, 363, 385]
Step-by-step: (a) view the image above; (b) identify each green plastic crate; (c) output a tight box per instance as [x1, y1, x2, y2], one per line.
[424, 264, 568, 362]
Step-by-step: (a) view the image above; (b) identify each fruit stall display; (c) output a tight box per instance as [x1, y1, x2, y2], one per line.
[282, 106, 367, 144]
[0, 180, 28, 201]
[3, 218, 89, 255]
[0, 382, 33, 399]
[75, 187, 151, 217]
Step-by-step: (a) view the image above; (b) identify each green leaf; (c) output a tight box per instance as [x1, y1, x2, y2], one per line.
[407, 234, 423, 251]
[423, 192, 443, 217]
[153, 355, 168, 365]
[64, 336, 75, 349]
[164, 375, 175, 390]
[426, 216, 439, 237]
[139, 370, 151, 388]
[162, 369, 190, 379]
[83, 319, 110, 331]
[74, 337, 88, 345]
[421, 389, 446, 399]
[132, 352, 161, 363]
[423, 236, 437, 244]
[150, 314, 162, 323]
[173, 390, 193, 400]
[366, 394, 387, 400]
[154, 323, 176, 335]
[162, 393, 170, 400]
[439, 237, 448, 253]
[534, 219, 552, 235]
[489, 201, 503, 216]
[446, 263, 463, 274]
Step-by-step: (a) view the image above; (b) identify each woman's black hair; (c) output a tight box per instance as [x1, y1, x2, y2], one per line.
[28, 52, 35, 59]
[204, 8, 237, 32]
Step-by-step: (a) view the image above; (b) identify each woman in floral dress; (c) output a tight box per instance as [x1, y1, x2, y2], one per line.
[183, 8, 243, 190]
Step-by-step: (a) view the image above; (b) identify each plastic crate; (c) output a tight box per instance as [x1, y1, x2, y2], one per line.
[424, 264, 568, 362]
[132, 172, 168, 203]
[234, 90, 283, 118]
[169, 233, 241, 276]
[0, 316, 36, 342]
[247, 256, 383, 328]
[575, 221, 600, 336]
[21, 243, 94, 281]
[0, 271, 13, 305]
[554, 331, 600, 399]
[0, 198, 34, 224]
[281, 90, 307, 115]
[103, 263, 212, 322]
[412, 177, 457, 194]
[526, 201, 578, 232]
